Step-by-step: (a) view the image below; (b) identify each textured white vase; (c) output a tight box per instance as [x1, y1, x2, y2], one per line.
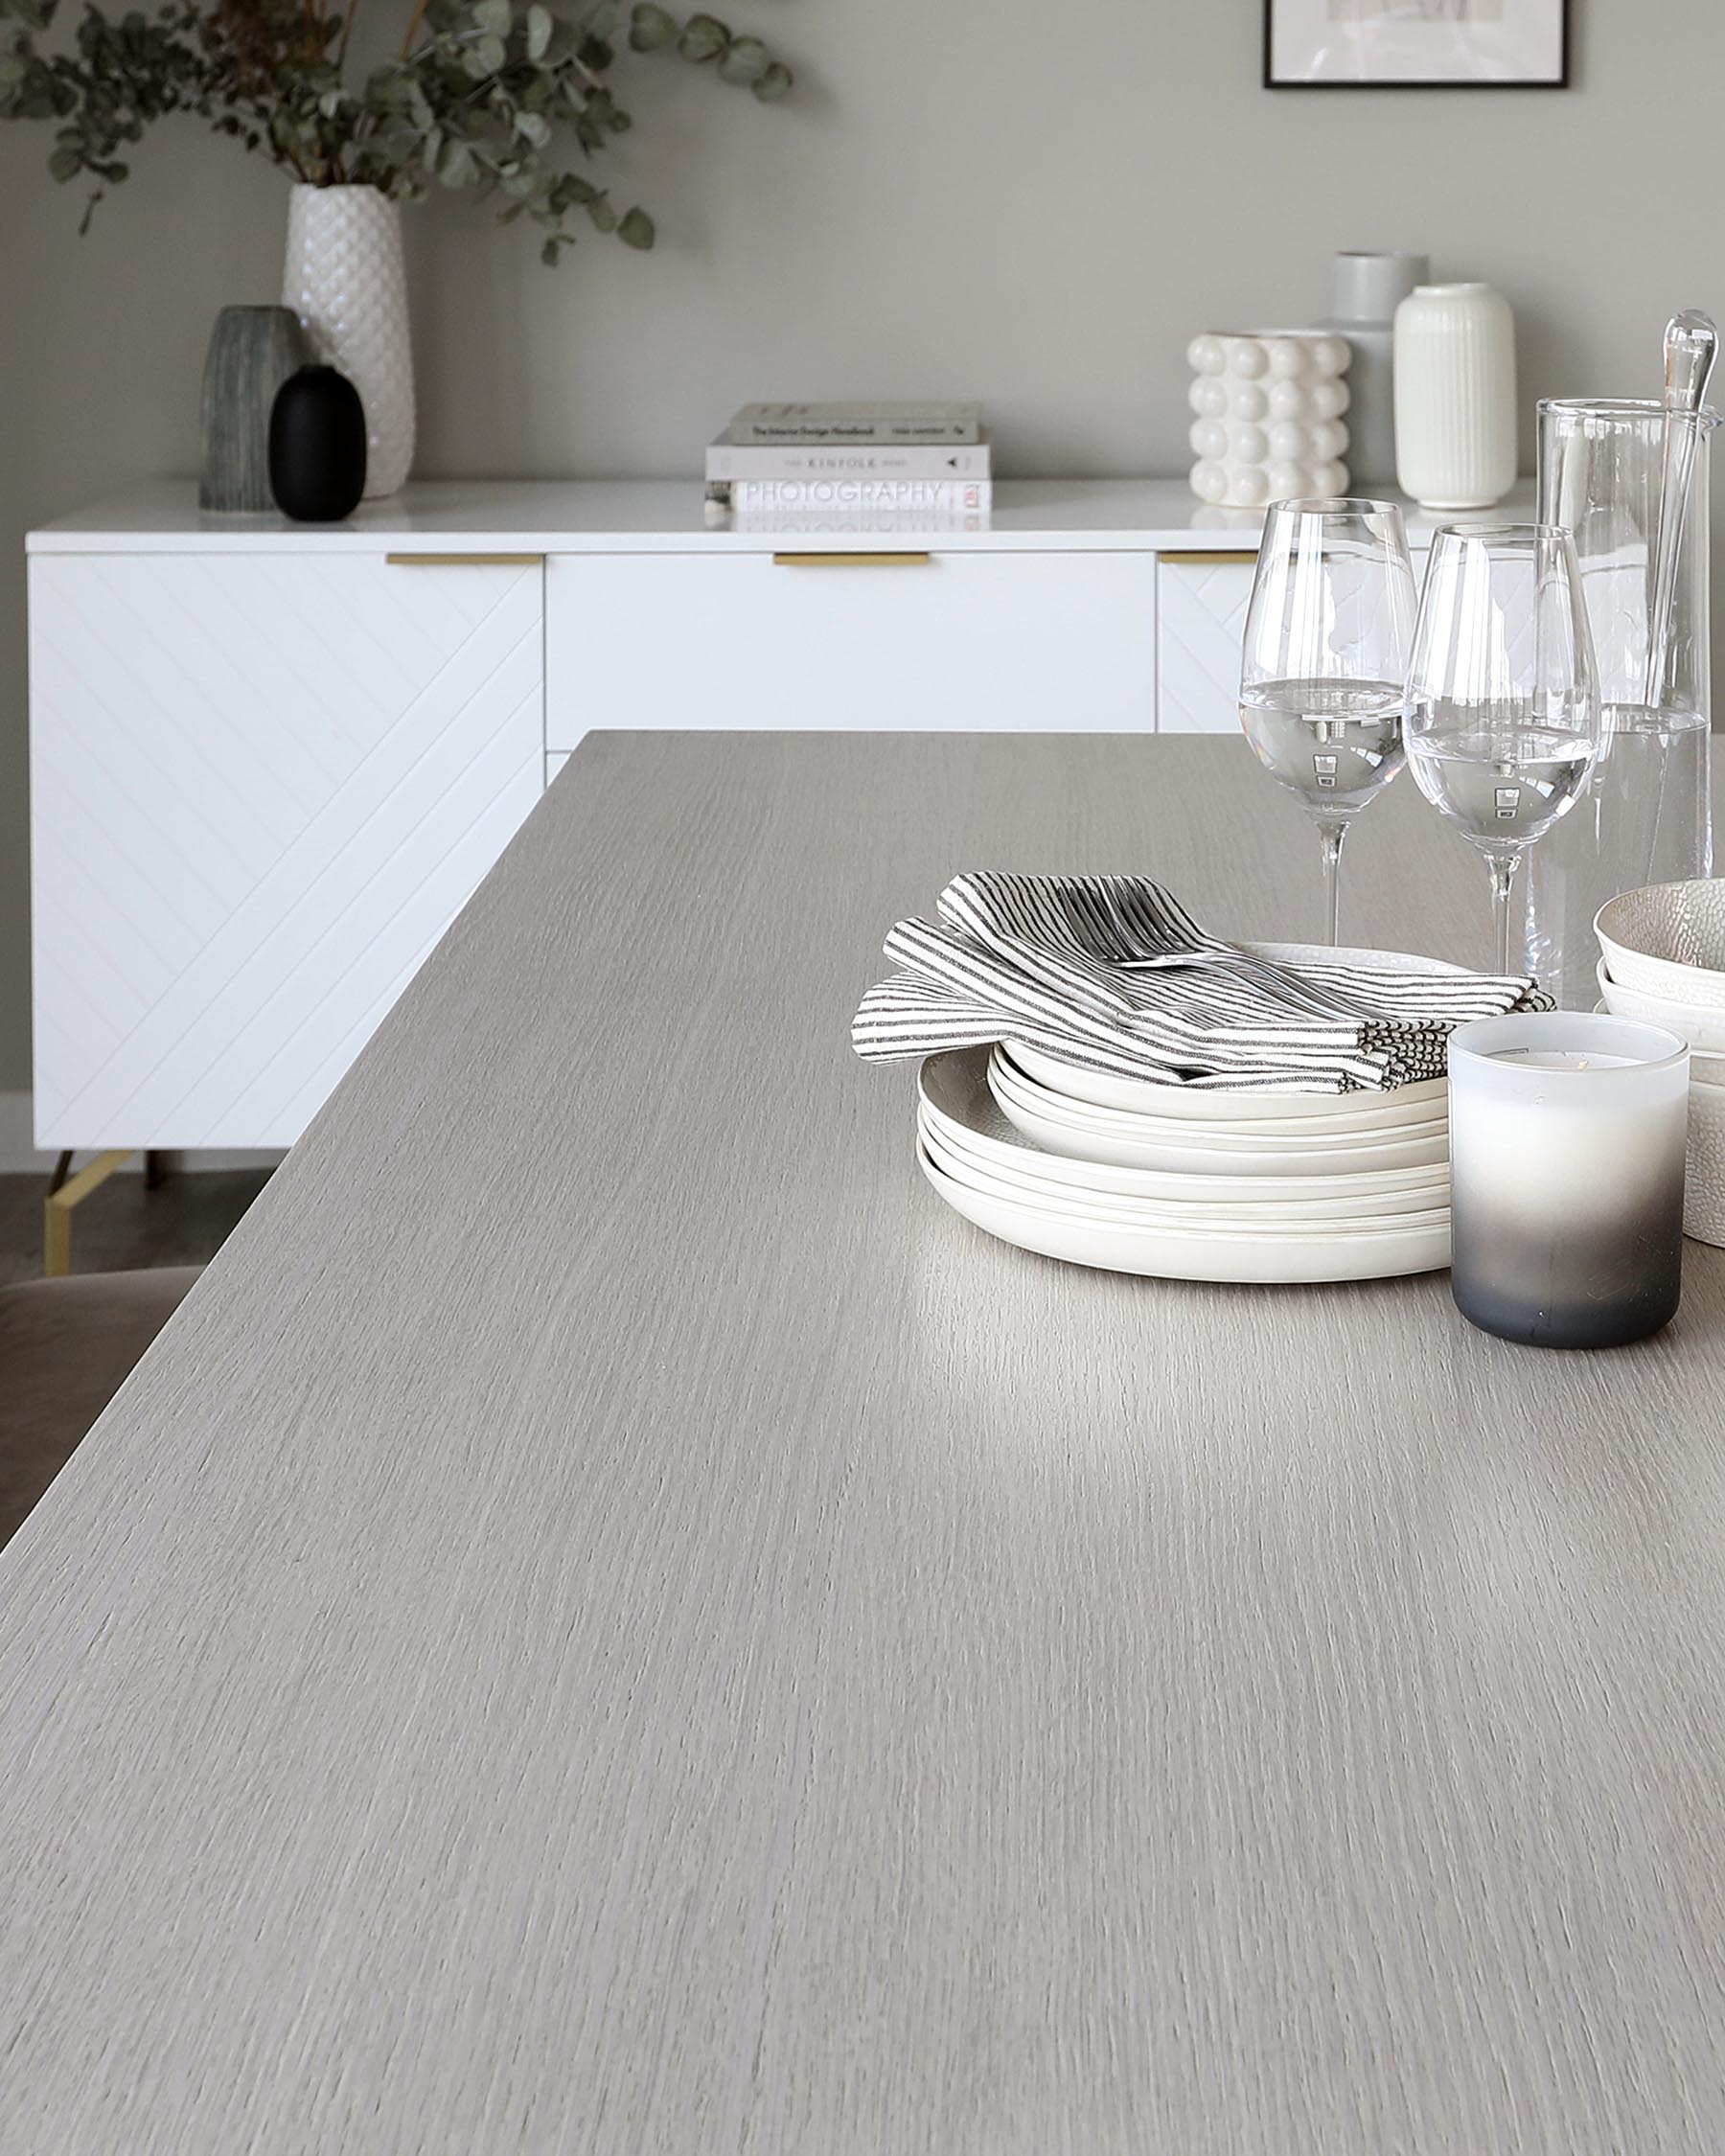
[283, 184, 415, 499]
[1186, 332, 1350, 510]
[1392, 282, 1516, 513]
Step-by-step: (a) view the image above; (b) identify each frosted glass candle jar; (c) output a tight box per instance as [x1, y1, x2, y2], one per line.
[1186, 332, 1351, 510]
[1448, 1012, 1689, 1348]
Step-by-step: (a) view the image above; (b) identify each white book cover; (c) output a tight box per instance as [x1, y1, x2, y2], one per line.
[708, 439, 991, 482]
[726, 401, 983, 445]
[730, 477, 992, 511]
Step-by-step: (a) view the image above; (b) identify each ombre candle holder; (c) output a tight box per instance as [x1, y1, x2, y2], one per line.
[1448, 1012, 1690, 1348]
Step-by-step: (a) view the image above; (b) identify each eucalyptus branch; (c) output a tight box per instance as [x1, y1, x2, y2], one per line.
[0, 0, 793, 255]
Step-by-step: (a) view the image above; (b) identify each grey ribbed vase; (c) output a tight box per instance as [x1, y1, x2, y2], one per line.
[199, 306, 310, 512]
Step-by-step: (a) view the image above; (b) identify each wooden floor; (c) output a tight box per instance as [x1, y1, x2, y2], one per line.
[0, 1169, 271, 1288]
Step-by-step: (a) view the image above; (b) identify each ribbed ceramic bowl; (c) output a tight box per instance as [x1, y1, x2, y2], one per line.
[1596, 880, 1725, 1009]
[1595, 960, 1725, 1053]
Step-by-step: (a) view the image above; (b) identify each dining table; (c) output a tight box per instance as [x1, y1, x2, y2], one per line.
[3, 729, 1724, 2155]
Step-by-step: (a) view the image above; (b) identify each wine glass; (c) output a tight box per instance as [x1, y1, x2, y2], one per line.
[1404, 523, 1600, 977]
[1239, 497, 1419, 946]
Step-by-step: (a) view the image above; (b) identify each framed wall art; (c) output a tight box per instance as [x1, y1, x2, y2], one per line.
[1264, 0, 1570, 88]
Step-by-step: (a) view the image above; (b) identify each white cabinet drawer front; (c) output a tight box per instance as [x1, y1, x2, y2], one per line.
[1156, 556, 1256, 734]
[545, 552, 1155, 745]
[1158, 546, 1429, 735]
[31, 553, 544, 1149]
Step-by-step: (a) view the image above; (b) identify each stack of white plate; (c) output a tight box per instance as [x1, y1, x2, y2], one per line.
[916, 938, 1460, 1289]
[1596, 878, 1725, 1245]
[918, 1052, 1449, 1283]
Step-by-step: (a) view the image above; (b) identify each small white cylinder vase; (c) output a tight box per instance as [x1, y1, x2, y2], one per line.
[283, 184, 415, 498]
[1319, 250, 1426, 489]
[1392, 282, 1516, 512]
[1187, 331, 1350, 510]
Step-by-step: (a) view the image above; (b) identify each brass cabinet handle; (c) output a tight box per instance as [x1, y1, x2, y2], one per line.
[385, 552, 545, 566]
[1158, 549, 1259, 567]
[771, 551, 932, 567]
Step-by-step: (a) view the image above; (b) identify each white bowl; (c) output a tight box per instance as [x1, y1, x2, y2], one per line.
[1685, 1074, 1725, 1247]
[1595, 959, 1725, 1055]
[1596, 880, 1725, 1009]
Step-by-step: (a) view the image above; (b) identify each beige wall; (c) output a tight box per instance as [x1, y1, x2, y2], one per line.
[2, 1, 1720, 1093]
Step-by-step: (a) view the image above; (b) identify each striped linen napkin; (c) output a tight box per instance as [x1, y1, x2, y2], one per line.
[852, 872, 1552, 1093]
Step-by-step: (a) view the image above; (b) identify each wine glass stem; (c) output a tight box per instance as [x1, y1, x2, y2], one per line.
[1486, 851, 1521, 975]
[1316, 819, 1347, 948]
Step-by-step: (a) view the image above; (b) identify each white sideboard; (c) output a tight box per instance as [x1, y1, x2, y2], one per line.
[28, 478, 1507, 1151]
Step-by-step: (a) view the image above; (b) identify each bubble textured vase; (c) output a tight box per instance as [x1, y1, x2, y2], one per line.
[283, 184, 415, 499]
[1186, 332, 1351, 511]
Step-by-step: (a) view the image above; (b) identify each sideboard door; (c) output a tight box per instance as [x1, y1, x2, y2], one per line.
[1156, 554, 1258, 734]
[543, 551, 1158, 745]
[30, 552, 543, 1150]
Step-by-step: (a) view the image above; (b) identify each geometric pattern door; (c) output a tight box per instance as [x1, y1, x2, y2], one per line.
[30, 553, 543, 1149]
[1155, 558, 1258, 733]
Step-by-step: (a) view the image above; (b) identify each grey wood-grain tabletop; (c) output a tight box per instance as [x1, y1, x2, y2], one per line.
[4, 733, 1724, 2155]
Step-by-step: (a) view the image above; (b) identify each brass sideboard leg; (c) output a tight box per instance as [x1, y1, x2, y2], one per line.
[47, 1149, 73, 1197]
[144, 1150, 167, 1190]
[44, 1151, 132, 1278]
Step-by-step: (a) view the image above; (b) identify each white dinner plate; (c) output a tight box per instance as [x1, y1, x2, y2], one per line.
[989, 1047, 1448, 1150]
[919, 1143, 1452, 1284]
[1006, 938, 1461, 1122]
[987, 1053, 1450, 1177]
[919, 1109, 1450, 1232]
[998, 1047, 1445, 1138]
[919, 1050, 1452, 1204]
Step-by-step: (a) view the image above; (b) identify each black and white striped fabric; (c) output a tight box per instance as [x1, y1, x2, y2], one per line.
[852, 872, 1552, 1093]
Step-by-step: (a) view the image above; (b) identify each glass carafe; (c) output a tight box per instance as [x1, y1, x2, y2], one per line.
[1528, 398, 1714, 1006]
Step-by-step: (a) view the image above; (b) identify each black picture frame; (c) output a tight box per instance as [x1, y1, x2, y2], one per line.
[1263, 0, 1571, 90]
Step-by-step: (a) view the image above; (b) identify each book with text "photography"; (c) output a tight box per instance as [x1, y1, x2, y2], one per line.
[729, 477, 992, 513]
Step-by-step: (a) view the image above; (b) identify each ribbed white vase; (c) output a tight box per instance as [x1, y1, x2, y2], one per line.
[1392, 282, 1516, 513]
[282, 184, 415, 498]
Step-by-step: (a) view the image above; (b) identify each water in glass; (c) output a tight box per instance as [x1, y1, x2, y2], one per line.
[1237, 677, 1405, 815]
[1237, 498, 1417, 945]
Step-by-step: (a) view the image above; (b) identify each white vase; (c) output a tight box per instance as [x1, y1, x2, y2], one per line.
[1392, 282, 1516, 513]
[283, 184, 415, 498]
[1185, 331, 1351, 510]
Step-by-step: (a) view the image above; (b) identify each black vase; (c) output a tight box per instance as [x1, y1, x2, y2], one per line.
[268, 365, 368, 522]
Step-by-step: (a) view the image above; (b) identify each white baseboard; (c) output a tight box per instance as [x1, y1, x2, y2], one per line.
[0, 1091, 286, 1176]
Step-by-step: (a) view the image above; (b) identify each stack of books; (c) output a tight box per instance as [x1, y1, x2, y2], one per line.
[706, 402, 991, 531]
